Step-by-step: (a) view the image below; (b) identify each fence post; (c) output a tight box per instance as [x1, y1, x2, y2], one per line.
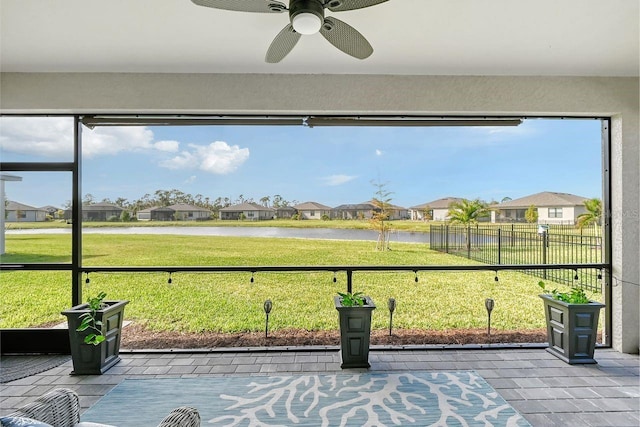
[511, 223, 515, 247]
[467, 225, 471, 259]
[542, 231, 548, 279]
[346, 270, 353, 294]
[445, 225, 449, 254]
[497, 228, 502, 264]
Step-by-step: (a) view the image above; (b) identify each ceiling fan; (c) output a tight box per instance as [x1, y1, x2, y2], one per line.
[191, 0, 388, 63]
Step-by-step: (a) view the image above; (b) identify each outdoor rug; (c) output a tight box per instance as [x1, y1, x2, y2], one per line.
[83, 372, 530, 426]
[0, 355, 71, 383]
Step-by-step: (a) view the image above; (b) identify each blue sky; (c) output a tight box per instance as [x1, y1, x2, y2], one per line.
[1, 117, 602, 209]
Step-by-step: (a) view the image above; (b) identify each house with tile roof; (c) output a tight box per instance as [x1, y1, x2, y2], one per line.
[409, 197, 463, 221]
[332, 202, 377, 220]
[491, 191, 589, 225]
[63, 202, 126, 221]
[137, 204, 211, 221]
[293, 201, 333, 220]
[5, 201, 47, 222]
[39, 205, 62, 219]
[220, 202, 275, 221]
[274, 205, 297, 219]
[332, 201, 408, 220]
[168, 204, 212, 221]
[378, 202, 409, 220]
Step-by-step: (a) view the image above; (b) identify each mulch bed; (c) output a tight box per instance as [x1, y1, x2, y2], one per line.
[121, 324, 548, 349]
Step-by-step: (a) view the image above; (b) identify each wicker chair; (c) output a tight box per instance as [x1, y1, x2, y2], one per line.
[6, 388, 200, 427]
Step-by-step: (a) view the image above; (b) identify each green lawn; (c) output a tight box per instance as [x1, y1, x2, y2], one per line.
[0, 233, 602, 334]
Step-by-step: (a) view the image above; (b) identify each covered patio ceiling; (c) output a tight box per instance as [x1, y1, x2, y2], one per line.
[1, 0, 638, 77]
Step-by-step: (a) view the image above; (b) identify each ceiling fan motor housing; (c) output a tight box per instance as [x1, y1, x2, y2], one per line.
[290, 0, 325, 34]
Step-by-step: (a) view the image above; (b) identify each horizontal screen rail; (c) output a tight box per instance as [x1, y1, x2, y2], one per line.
[0, 263, 608, 273]
[77, 263, 607, 274]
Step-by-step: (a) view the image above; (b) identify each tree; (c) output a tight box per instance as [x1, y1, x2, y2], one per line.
[120, 210, 131, 222]
[447, 198, 489, 252]
[370, 180, 393, 251]
[272, 194, 283, 208]
[82, 194, 95, 205]
[260, 196, 271, 207]
[155, 190, 171, 206]
[447, 198, 489, 226]
[525, 205, 538, 223]
[577, 198, 602, 237]
[421, 206, 432, 221]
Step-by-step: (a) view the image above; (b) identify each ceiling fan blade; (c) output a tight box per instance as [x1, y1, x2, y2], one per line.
[191, 0, 287, 13]
[325, 0, 388, 12]
[265, 24, 302, 63]
[319, 17, 373, 59]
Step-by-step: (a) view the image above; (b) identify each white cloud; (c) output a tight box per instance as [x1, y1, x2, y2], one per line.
[0, 117, 181, 158]
[83, 127, 156, 157]
[321, 174, 357, 186]
[184, 175, 197, 184]
[375, 149, 383, 156]
[159, 141, 250, 175]
[0, 117, 74, 158]
[153, 140, 180, 152]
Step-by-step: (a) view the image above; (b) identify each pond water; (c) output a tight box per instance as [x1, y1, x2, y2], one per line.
[7, 226, 430, 244]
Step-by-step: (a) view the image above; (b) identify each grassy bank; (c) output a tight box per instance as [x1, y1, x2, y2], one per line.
[0, 233, 598, 333]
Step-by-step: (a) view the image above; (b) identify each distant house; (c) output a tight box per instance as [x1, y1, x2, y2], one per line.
[332, 203, 377, 220]
[380, 202, 409, 220]
[6, 201, 47, 222]
[137, 206, 174, 221]
[293, 201, 332, 220]
[40, 205, 61, 219]
[168, 204, 212, 221]
[137, 204, 211, 221]
[491, 191, 588, 225]
[220, 202, 275, 221]
[409, 197, 462, 221]
[274, 206, 296, 219]
[64, 202, 125, 221]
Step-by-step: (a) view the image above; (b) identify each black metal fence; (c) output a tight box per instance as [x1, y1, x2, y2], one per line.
[430, 225, 603, 292]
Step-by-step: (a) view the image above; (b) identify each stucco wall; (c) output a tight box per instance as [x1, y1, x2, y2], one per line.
[1, 73, 638, 353]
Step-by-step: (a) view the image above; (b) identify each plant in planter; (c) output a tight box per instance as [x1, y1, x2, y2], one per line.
[334, 291, 376, 369]
[538, 281, 604, 364]
[62, 293, 129, 375]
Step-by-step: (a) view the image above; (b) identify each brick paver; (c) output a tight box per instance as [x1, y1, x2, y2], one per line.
[1, 348, 638, 426]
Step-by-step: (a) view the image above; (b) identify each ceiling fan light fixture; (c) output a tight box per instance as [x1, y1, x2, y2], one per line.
[289, 0, 324, 35]
[292, 12, 322, 34]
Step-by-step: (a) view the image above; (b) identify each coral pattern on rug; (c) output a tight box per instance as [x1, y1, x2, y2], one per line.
[82, 372, 531, 427]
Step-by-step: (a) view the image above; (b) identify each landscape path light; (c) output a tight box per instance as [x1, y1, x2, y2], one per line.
[388, 298, 396, 336]
[485, 298, 495, 337]
[263, 299, 273, 338]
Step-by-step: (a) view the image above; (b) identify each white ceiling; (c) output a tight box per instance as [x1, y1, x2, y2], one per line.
[1, 0, 638, 76]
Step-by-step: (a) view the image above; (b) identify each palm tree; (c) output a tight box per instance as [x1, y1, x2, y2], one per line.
[577, 198, 602, 237]
[447, 199, 490, 251]
[447, 198, 490, 226]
